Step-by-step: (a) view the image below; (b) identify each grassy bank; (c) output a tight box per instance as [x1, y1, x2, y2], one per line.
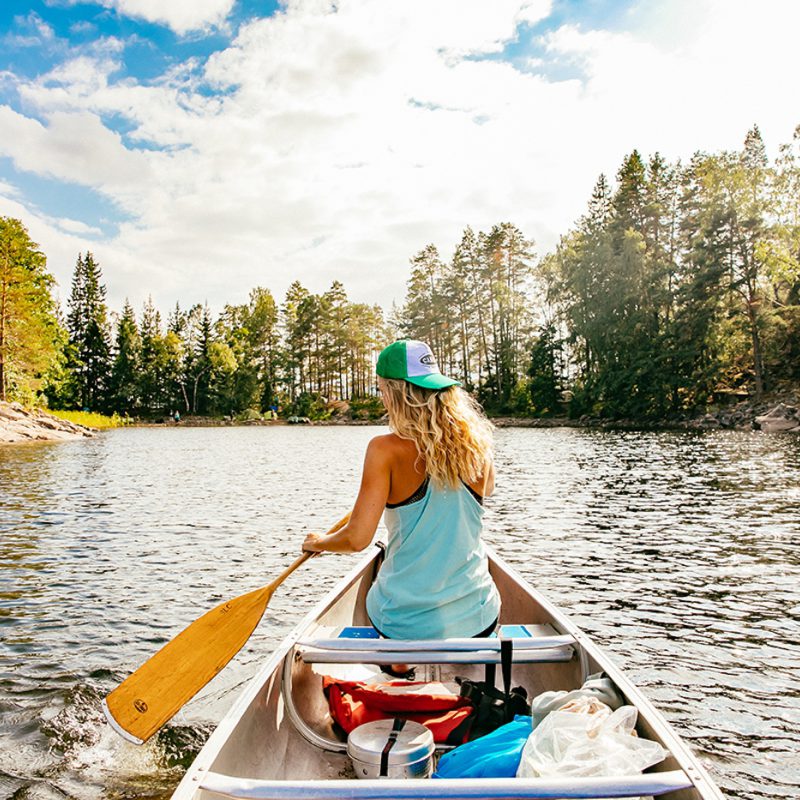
[46, 410, 131, 429]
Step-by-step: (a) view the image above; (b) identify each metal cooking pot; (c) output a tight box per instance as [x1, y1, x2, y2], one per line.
[347, 718, 434, 779]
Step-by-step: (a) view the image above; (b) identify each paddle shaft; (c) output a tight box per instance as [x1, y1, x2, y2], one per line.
[104, 511, 351, 744]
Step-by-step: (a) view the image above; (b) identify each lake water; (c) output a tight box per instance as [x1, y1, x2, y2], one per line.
[1, 426, 799, 799]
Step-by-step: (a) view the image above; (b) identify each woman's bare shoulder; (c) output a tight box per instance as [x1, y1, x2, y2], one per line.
[368, 432, 412, 455]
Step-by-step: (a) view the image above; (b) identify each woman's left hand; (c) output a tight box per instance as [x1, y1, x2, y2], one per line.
[302, 532, 326, 553]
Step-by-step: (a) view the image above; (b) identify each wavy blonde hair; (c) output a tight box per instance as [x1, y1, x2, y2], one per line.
[379, 378, 494, 489]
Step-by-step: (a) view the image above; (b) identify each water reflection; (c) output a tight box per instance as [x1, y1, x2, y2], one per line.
[1, 426, 799, 799]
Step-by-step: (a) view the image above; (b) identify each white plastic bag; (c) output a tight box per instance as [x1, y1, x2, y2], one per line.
[516, 705, 667, 779]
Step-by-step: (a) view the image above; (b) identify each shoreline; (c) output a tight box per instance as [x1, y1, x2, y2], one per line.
[0, 402, 95, 444]
[3, 395, 798, 444]
[132, 400, 800, 434]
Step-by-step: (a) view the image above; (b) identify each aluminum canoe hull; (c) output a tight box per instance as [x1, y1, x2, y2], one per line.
[171, 545, 724, 800]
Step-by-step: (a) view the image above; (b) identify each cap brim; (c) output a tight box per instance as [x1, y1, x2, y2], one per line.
[406, 373, 461, 390]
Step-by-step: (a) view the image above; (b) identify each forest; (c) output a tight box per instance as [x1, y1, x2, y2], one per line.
[1, 125, 798, 421]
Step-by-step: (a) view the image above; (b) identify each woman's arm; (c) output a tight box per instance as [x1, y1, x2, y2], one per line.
[302, 437, 391, 554]
[482, 460, 495, 497]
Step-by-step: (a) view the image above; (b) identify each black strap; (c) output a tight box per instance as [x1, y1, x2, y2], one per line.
[500, 639, 513, 720]
[483, 637, 512, 690]
[379, 718, 406, 777]
[500, 639, 512, 696]
[372, 542, 386, 582]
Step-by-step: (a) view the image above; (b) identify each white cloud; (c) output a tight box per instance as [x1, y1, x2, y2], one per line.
[0, 106, 153, 207]
[0, 179, 21, 199]
[2, 0, 800, 315]
[5, 12, 56, 47]
[114, 0, 236, 34]
[50, 0, 236, 34]
[54, 217, 104, 235]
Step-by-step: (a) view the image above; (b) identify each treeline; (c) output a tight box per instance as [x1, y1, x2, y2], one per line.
[2, 123, 798, 421]
[545, 125, 800, 419]
[397, 222, 536, 411]
[1, 244, 390, 417]
[399, 125, 800, 418]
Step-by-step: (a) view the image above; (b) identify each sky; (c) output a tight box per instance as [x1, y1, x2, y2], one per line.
[1, 0, 799, 314]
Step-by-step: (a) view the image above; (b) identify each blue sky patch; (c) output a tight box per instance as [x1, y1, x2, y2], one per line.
[0, 156, 129, 237]
[465, 0, 637, 83]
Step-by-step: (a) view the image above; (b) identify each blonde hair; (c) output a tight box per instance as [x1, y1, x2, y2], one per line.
[379, 378, 494, 490]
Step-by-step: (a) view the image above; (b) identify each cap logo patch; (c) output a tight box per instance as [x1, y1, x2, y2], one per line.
[406, 340, 441, 377]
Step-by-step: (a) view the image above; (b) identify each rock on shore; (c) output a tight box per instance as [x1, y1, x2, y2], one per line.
[0, 402, 95, 444]
[753, 403, 800, 433]
[493, 395, 800, 433]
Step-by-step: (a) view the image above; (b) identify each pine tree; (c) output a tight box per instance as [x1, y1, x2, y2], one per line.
[246, 287, 280, 411]
[403, 245, 448, 360]
[770, 126, 800, 377]
[323, 281, 349, 399]
[282, 282, 312, 400]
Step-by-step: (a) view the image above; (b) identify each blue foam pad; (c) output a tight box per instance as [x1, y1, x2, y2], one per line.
[338, 626, 381, 639]
[498, 625, 531, 638]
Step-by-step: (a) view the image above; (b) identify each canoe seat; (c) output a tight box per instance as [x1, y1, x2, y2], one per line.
[200, 770, 694, 798]
[297, 624, 576, 664]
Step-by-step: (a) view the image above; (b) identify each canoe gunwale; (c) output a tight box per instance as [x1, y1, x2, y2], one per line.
[199, 769, 695, 799]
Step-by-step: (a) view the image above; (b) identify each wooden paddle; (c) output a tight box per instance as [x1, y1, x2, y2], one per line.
[103, 512, 351, 744]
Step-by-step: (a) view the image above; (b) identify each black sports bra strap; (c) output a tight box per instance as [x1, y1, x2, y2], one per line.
[462, 481, 484, 505]
[386, 476, 484, 508]
[386, 477, 430, 508]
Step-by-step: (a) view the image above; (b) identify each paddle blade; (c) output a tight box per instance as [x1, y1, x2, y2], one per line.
[104, 584, 273, 744]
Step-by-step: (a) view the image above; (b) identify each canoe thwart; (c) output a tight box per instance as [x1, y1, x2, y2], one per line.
[298, 648, 574, 664]
[299, 636, 575, 654]
[199, 769, 694, 799]
[298, 624, 575, 662]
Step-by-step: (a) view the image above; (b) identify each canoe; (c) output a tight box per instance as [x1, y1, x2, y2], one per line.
[171, 545, 724, 800]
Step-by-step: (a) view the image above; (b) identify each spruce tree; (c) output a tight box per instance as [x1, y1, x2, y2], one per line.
[66, 252, 111, 410]
[138, 296, 163, 414]
[110, 300, 141, 414]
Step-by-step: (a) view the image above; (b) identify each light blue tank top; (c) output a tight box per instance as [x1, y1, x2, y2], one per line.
[366, 480, 501, 639]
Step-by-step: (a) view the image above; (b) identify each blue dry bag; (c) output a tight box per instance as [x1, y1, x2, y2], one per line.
[433, 715, 532, 779]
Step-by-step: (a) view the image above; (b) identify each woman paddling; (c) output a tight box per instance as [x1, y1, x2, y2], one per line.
[302, 339, 500, 674]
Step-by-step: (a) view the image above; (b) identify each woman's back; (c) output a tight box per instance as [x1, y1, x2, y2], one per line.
[366, 433, 500, 640]
[382, 434, 493, 506]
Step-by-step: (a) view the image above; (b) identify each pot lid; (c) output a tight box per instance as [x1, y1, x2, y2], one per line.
[347, 719, 434, 766]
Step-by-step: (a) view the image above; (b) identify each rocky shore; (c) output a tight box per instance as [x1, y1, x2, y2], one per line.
[0, 402, 95, 444]
[493, 394, 800, 433]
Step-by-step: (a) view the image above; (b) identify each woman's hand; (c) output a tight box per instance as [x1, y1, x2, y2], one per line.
[302, 532, 326, 553]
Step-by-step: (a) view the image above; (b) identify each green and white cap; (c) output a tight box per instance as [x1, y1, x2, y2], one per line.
[376, 340, 460, 390]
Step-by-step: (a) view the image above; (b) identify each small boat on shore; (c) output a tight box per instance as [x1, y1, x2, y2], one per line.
[171, 545, 724, 800]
